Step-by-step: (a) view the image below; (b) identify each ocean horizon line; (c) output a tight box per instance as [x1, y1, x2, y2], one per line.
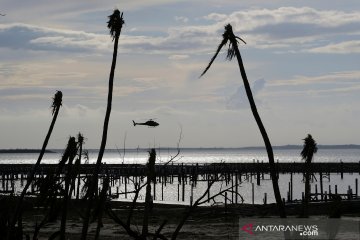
[1, 144, 360, 153]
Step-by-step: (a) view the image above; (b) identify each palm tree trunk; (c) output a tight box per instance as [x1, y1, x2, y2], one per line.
[233, 45, 286, 218]
[60, 138, 77, 240]
[304, 154, 313, 217]
[10, 103, 61, 232]
[304, 166, 310, 217]
[81, 33, 120, 240]
[142, 149, 156, 237]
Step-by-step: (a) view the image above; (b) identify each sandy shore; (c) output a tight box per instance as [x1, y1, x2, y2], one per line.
[14, 198, 360, 239]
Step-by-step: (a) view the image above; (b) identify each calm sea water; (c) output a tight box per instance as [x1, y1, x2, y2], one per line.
[1, 148, 359, 204]
[0, 147, 359, 164]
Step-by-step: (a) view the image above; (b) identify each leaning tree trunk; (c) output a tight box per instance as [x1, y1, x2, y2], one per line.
[10, 93, 62, 232]
[81, 28, 120, 240]
[233, 45, 286, 218]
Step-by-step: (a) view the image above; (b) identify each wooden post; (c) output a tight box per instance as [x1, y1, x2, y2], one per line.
[341, 161, 344, 179]
[256, 160, 261, 186]
[252, 182, 254, 205]
[235, 172, 238, 204]
[320, 172, 324, 201]
[5, 175, 9, 192]
[11, 179, 14, 193]
[161, 181, 164, 201]
[207, 177, 210, 203]
[290, 172, 293, 202]
[153, 181, 156, 201]
[225, 192, 227, 208]
[231, 173, 234, 203]
[315, 184, 318, 201]
[76, 174, 80, 200]
[125, 177, 127, 199]
[182, 180, 185, 202]
[288, 182, 291, 202]
[356, 178, 358, 197]
[190, 183, 193, 206]
[263, 193, 267, 205]
[335, 185, 338, 194]
[324, 191, 327, 202]
[287, 191, 290, 203]
[177, 183, 180, 202]
[348, 185, 352, 200]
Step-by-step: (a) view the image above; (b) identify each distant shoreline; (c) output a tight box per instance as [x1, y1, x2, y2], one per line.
[0, 149, 55, 154]
[1, 145, 360, 153]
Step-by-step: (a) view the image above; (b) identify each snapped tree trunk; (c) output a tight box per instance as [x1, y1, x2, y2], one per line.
[10, 91, 62, 232]
[60, 137, 77, 240]
[142, 149, 156, 237]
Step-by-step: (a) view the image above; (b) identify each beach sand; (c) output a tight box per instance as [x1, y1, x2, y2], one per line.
[15, 198, 360, 239]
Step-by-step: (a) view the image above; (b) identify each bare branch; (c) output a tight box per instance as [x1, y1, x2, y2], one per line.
[152, 220, 168, 240]
[197, 183, 240, 206]
[106, 206, 139, 238]
[164, 125, 183, 166]
[127, 182, 147, 227]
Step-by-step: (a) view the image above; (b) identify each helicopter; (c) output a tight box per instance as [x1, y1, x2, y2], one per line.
[132, 119, 159, 127]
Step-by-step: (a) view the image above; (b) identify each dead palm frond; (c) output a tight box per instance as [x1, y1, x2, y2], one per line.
[107, 9, 124, 41]
[200, 24, 246, 77]
[51, 91, 62, 115]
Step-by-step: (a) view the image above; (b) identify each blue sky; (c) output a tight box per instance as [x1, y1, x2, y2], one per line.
[0, 1, 359, 149]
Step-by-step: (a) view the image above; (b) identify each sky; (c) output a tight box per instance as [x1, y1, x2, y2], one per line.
[0, 0, 359, 149]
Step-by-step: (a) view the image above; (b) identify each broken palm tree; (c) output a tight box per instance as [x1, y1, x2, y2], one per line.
[200, 24, 286, 218]
[81, 9, 124, 239]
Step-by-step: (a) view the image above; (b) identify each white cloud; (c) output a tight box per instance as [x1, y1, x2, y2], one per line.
[272, 71, 360, 86]
[265, 71, 360, 99]
[203, 13, 227, 21]
[307, 40, 360, 54]
[1, 7, 360, 55]
[168, 54, 189, 60]
[202, 7, 360, 50]
[220, 7, 360, 31]
[174, 16, 189, 23]
[0, 23, 111, 52]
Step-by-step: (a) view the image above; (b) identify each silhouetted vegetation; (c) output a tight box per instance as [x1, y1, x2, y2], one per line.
[8, 91, 63, 239]
[81, 9, 124, 239]
[200, 24, 286, 218]
[301, 134, 317, 217]
[2, 8, 359, 240]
